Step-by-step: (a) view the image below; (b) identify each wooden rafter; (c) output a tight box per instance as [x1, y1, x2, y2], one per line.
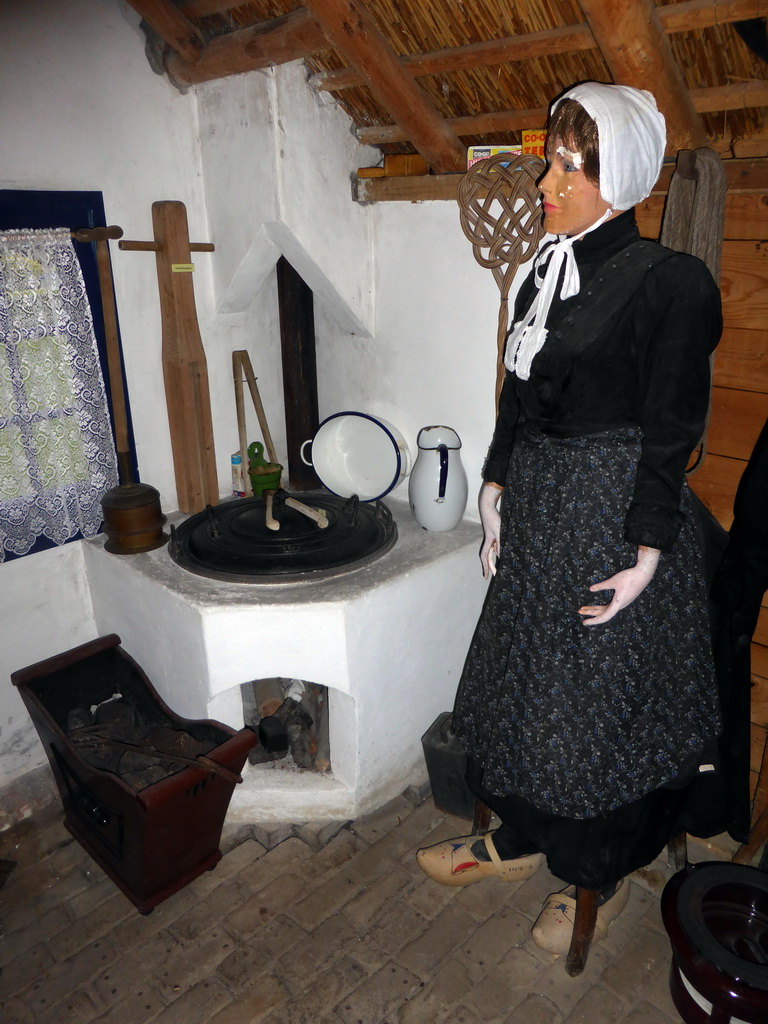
[311, 0, 768, 93]
[133, 0, 768, 122]
[357, 81, 768, 146]
[358, 107, 547, 145]
[130, 0, 768, 164]
[179, 0, 244, 16]
[301, 0, 466, 173]
[166, 9, 329, 85]
[690, 80, 768, 114]
[312, 23, 594, 92]
[577, 0, 707, 152]
[355, 158, 768, 204]
[180, 0, 768, 38]
[124, 0, 204, 62]
[662, 0, 768, 32]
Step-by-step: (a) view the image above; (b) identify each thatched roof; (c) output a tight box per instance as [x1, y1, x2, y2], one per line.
[130, 0, 768, 170]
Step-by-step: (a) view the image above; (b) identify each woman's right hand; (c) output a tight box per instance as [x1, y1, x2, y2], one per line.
[479, 482, 503, 579]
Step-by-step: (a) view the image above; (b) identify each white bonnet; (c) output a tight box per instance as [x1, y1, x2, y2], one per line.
[551, 82, 667, 210]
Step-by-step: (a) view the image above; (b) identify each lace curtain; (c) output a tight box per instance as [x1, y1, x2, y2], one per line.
[0, 227, 118, 561]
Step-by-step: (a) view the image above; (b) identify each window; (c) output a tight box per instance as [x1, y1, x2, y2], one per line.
[0, 191, 134, 561]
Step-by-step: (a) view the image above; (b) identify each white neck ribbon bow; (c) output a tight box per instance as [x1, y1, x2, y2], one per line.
[504, 207, 613, 380]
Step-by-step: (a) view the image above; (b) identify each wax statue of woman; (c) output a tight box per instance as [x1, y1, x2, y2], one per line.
[417, 82, 723, 953]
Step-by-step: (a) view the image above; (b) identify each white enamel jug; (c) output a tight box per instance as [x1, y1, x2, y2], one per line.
[408, 426, 468, 532]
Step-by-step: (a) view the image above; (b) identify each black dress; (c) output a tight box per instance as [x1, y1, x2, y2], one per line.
[452, 209, 724, 889]
[707, 415, 768, 845]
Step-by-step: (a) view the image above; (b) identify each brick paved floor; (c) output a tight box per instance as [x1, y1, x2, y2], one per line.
[0, 787, 741, 1024]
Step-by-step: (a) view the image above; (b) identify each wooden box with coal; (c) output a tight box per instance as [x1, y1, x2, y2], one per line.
[11, 634, 257, 913]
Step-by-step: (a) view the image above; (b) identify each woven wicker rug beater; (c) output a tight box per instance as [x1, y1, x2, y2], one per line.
[457, 152, 545, 407]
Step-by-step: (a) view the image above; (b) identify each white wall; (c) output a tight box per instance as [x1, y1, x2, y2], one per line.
[194, 61, 382, 488]
[0, 0, 210, 506]
[195, 64, 503, 500]
[316, 201, 501, 504]
[0, 0, 211, 785]
[0, 544, 97, 788]
[197, 65, 378, 335]
[195, 61, 502, 496]
[0, 0, 506, 798]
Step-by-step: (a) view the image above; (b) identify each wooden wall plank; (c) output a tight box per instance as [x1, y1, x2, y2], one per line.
[720, 240, 768, 330]
[714, 327, 768, 391]
[688, 453, 746, 529]
[707, 387, 768, 460]
[636, 193, 768, 242]
[637, 194, 768, 237]
[635, 197, 664, 239]
[724, 194, 768, 239]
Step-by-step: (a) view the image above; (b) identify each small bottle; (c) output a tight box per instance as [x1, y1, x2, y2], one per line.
[231, 453, 245, 496]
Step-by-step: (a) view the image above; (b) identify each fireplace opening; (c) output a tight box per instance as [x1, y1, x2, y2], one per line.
[241, 677, 331, 773]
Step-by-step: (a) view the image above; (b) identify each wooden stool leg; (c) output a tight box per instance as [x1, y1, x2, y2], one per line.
[667, 831, 688, 872]
[750, 732, 768, 825]
[472, 798, 493, 834]
[566, 887, 599, 977]
[733, 732, 768, 865]
[733, 804, 768, 864]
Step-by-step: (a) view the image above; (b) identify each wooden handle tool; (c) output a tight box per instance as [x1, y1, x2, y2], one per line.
[265, 490, 280, 530]
[72, 224, 133, 483]
[285, 496, 329, 528]
[239, 350, 279, 466]
[232, 351, 252, 497]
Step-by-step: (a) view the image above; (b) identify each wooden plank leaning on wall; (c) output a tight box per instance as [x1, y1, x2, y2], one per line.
[638, 191, 768, 806]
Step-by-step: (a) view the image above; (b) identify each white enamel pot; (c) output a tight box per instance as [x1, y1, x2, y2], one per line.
[300, 412, 411, 501]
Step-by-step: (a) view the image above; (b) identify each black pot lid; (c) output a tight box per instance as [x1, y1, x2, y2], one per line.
[169, 490, 397, 584]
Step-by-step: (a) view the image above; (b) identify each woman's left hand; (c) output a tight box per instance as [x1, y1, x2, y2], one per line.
[579, 546, 661, 626]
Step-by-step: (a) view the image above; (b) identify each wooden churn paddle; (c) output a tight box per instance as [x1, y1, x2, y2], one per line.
[73, 224, 168, 554]
[120, 201, 218, 515]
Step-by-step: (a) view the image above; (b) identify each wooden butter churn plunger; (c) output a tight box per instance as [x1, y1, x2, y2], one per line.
[73, 224, 168, 554]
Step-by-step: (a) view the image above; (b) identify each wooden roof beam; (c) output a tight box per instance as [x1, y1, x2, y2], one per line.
[355, 157, 768, 204]
[165, 8, 330, 85]
[124, 0, 204, 62]
[179, 0, 245, 16]
[662, 0, 768, 32]
[358, 107, 547, 145]
[312, 0, 768, 94]
[301, 0, 466, 173]
[313, 23, 593, 92]
[690, 79, 768, 113]
[357, 81, 768, 145]
[577, 0, 707, 152]
[136, 0, 768, 97]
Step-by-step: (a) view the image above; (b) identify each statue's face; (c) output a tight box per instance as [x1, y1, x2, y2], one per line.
[539, 138, 613, 237]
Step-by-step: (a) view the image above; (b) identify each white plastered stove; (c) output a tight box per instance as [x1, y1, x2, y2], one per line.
[83, 497, 488, 823]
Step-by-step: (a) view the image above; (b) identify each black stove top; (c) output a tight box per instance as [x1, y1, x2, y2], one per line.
[168, 490, 397, 584]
